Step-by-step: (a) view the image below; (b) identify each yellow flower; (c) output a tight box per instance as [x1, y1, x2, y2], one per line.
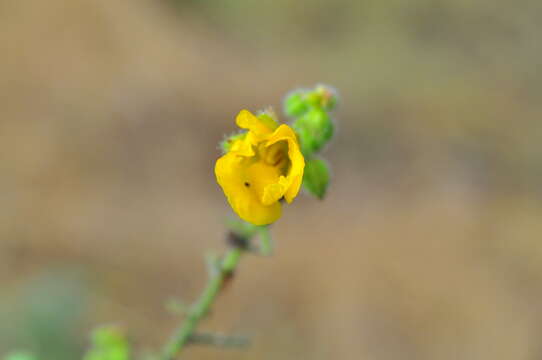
[215, 110, 305, 225]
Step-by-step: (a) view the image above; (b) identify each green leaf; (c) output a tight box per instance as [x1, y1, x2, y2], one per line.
[4, 351, 37, 360]
[302, 157, 330, 199]
[83, 326, 129, 360]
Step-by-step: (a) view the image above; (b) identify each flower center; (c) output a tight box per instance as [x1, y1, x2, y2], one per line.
[262, 141, 289, 175]
[242, 140, 290, 205]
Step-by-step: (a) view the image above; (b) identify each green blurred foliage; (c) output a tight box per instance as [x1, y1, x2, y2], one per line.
[0, 272, 87, 360]
[83, 326, 129, 360]
[3, 351, 37, 360]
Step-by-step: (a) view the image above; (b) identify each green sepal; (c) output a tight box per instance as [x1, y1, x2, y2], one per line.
[302, 157, 330, 199]
[219, 132, 246, 154]
[257, 110, 280, 130]
[83, 326, 129, 360]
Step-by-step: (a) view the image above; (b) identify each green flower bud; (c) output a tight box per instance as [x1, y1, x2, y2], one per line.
[302, 157, 330, 199]
[301, 85, 338, 111]
[305, 92, 321, 108]
[284, 92, 309, 117]
[315, 84, 338, 111]
[294, 108, 334, 155]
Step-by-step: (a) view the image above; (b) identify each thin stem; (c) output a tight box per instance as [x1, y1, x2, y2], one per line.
[160, 247, 243, 360]
[188, 333, 249, 347]
[258, 226, 273, 256]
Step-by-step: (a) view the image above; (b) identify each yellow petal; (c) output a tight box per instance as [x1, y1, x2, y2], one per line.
[215, 112, 305, 225]
[262, 182, 285, 206]
[284, 171, 303, 203]
[236, 110, 274, 135]
[266, 125, 305, 203]
[229, 135, 254, 157]
[215, 152, 282, 225]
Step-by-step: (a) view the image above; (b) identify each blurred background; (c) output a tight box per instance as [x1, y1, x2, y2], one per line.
[2, 0, 542, 359]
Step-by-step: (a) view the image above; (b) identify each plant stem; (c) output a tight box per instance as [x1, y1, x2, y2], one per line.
[258, 226, 273, 256]
[188, 333, 249, 347]
[160, 247, 243, 360]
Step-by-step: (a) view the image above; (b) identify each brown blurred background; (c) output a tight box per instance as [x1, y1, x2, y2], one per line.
[1, 0, 542, 359]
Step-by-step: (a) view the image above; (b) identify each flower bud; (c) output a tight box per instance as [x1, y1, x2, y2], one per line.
[294, 108, 334, 155]
[302, 157, 330, 199]
[315, 85, 338, 111]
[284, 91, 309, 117]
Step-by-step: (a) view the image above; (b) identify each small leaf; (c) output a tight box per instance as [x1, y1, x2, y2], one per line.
[83, 326, 129, 360]
[302, 157, 330, 199]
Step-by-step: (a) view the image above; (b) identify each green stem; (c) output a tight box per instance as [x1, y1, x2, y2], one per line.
[188, 333, 249, 347]
[258, 226, 273, 256]
[160, 247, 243, 360]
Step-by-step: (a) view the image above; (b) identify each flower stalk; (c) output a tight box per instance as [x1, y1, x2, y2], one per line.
[160, 245, 244, 360]
[79, 85, 338, 360]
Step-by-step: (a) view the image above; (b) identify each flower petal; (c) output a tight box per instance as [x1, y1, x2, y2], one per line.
[215, 152, 282, 225]
[236, 110, 274, 135]
[215, 112, 305, 225]
[266, 125, 305, 203]
[229, 135, 254, 157]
